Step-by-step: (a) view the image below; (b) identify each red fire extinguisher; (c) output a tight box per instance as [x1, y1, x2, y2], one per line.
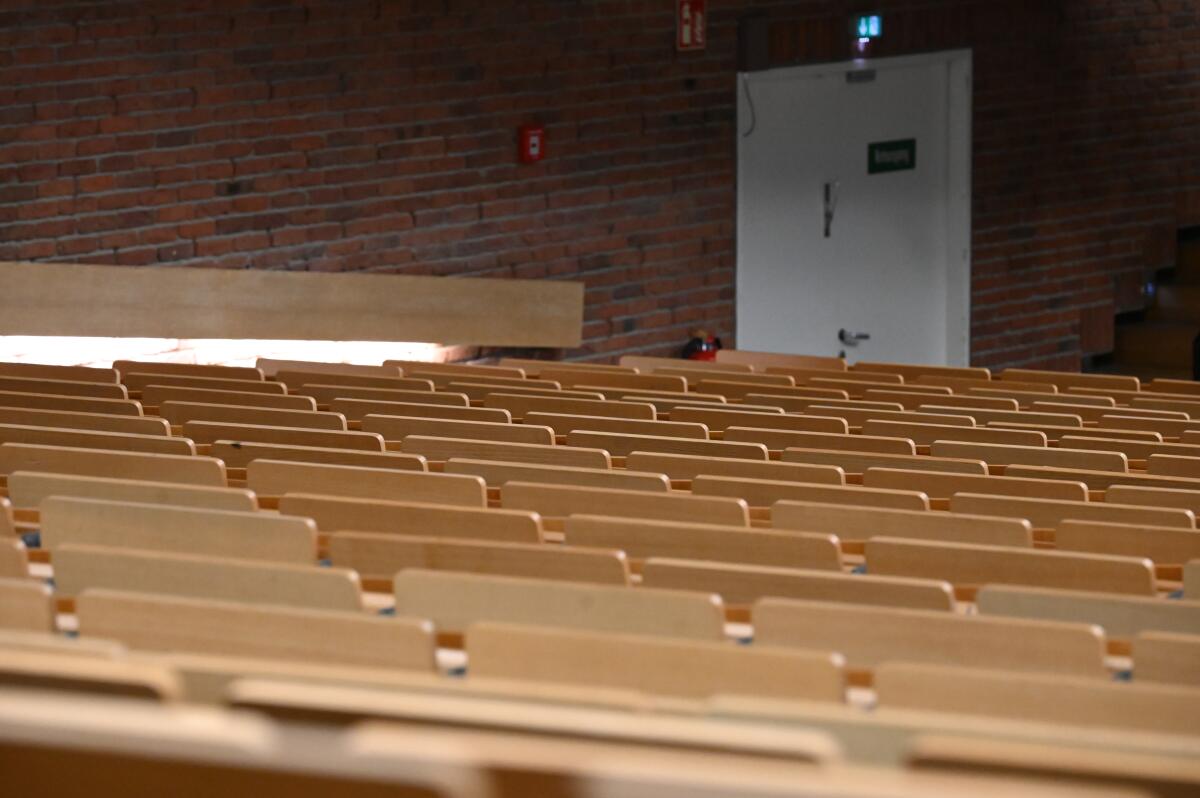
[683, 329, 722, 361]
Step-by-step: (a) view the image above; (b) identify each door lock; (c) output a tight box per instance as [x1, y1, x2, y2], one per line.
[838, 329, 870, 346]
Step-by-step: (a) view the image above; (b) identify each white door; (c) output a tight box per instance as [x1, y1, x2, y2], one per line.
[736, 50, 971, 365]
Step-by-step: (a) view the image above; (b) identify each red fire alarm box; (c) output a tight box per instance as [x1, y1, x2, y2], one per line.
[677, 0, 706, 51]
[518, 125, 545, 164]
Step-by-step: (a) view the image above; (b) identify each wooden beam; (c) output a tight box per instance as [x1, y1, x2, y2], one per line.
[0, 261, 584, 347]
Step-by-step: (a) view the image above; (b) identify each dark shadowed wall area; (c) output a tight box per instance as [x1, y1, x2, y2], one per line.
[1, 1, 1197, 367]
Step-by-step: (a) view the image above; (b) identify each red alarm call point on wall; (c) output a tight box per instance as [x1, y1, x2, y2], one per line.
[519, 125, 545, 164]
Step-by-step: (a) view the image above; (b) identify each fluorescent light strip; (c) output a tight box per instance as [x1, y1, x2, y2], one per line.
[0, 337, 446, 369]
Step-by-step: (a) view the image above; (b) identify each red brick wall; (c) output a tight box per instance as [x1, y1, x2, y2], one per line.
[1, 1, 1197, 368]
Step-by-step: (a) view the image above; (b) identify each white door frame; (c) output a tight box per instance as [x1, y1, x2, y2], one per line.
[736, 49, 973, 365]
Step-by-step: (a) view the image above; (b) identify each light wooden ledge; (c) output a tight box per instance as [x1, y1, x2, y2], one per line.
[0, 261, 584, 348]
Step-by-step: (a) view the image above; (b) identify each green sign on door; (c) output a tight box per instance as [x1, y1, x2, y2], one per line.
[868, 138, 916, 174]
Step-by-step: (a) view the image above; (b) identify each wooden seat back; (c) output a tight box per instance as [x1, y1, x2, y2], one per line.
[484, 393, 655, 421]
[863, 468, 1088, 501]
[0, 579, 55, 632]
[183, 421, 385, 450]
[209, 441, 424, 471]
[328, 532, 630, 585]
[115, 361, 263, 381]
[393, 569, 725, 639]
[860, 420, 1047, 447]
[40, 497, 317, 563]
[976, 585, 1200, 641]
[247, 459, 486, 506]
[278, 493, 542, 543]
[158, 401, 347, 431]
[1134, 631, 1200, 686]
[670, 407, 849, 434]
[365, 415, 553, 446]
[521, 412, 708, 440]
[0, 443, 226, 486]
[1106, 484, 1200, 515]
[501, 481, 750, 526]
[783, 449, 987, 476]
[0, 390, 142, 416]
[467, 623, 844, 701]
[142, 385, 317, 411]
[753, 598, 1106, 678]
[0, 362, 118, 383]
[949, 494, 1195, 530]
[0, 406, 170, 436]
[78, 590, 435, 671]
[444, 457, 671, 492]
[640, 559, 955, 611]
[1004, 464, 1200, 492]
[0, 540, 27, 578]
[930, 441, 1128, 472]
[692, 476, 928, 511]
[773, 501, 1033, 547]
[54, 544, 363, 610]
[330, 398, 511, 423]
[875, 662, 1200, 737]
[297, 385, 467, 407]
[725, 428, 915, 455]
[8, 472, 257, 512]
[0, 649, 181, 701]
[0, 423, 195, 456]
[865, 537, 1157, 596]
[565, 430, 770, 460]
[563, 515, 842, 571]
[399, 435, 611, 469]
[625, 451, 845, 485]
[0, 376, 128, 400]
[124, 372, 288, 394]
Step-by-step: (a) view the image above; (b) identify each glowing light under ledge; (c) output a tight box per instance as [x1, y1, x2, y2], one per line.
[0, 337, 446, 369]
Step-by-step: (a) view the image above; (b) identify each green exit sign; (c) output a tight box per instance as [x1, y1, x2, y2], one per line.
[868, 138, 916, 174]
[854, 14, 882, 39]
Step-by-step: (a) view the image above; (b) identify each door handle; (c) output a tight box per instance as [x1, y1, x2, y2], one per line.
[838, 329, 870, 345]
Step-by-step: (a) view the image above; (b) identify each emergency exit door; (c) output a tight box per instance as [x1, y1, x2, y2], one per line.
[736, 50, 972, 365]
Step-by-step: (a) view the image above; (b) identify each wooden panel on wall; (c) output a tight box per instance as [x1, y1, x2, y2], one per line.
[0, 261, 584, 348]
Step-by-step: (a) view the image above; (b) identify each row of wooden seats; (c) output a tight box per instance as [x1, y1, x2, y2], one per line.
[0, 352, 1195, 792]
